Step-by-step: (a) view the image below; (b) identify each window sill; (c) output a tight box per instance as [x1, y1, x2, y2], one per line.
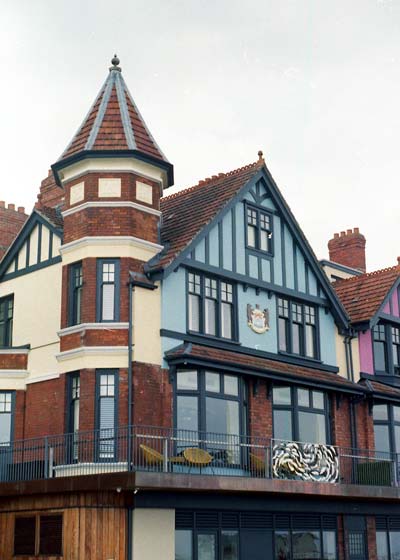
[246, 247, 273, 259]
[278, 351, 322, 364]
[187, 331, 241, 346]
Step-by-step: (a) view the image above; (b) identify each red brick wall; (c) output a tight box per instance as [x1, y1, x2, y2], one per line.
[0, 353, 27, 370]
[328, 229, 366, 272]
[24, 376, 66, 439]
[35, 170, 64, 210]
[60, 329, 128, 351]
[13, 390, 25, 441]
[132, 362, 172, 428]
[248, 379, 272, 440]
[366, 516, 377, 560]
[0, 202, 28, 259]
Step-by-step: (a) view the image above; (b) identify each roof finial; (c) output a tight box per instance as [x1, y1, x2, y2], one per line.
[110, 54, 121, 72]
[257, 150, 264, 164]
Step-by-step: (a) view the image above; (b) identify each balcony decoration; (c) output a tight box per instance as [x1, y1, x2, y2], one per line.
[272, 441, 339, 483]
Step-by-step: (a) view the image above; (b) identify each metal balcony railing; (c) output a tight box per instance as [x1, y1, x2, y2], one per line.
[0, 426, 397, 488]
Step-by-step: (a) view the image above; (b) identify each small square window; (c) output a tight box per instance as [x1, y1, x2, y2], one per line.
[177, 370, 198, 391]
[224, 375, 239, 396]
[206, 372, 220, 393]
[273, 386, 292, 405]
[298, 388, 309, 407]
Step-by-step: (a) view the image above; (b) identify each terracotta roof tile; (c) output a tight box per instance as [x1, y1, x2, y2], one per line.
[151, 160, 262, 271]
[167, 343, 363, 392]
[333, 266, 400, 324]
[360, 379, 400, 399]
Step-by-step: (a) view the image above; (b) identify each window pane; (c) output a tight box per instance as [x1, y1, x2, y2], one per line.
[278, 317, 288, 352]
[274, 410, 293, 441]
[275, 531, 290, 560]
[206, 372, 220, 393]
[292, 323, 301, 354]
[323, 531, 337, 560]
[298, 389, 309, 408]
[373, 404, 388, 421]
[14, 516, 36, 555]
[374, 424, 391, 454]
[197, 533, 216, 560]
[175, 530, 192, 560]
[305, 324, 316, 357]
[224, 375, 239, 396]
[312, 391, 325, 410]
[376, 532, 389, 560]
[293, 530, 320, 560]
[389, 532, 400, 560]
[374, 341, 387, 371]
[177, 396, 198, 434]
[102, 284, 115, 320]
[394, 406, 400, 422]
[177, 370, 198, 391]
[205, 299, 216, 335]
[394, 425, 400, 455]
[260, 230, 269, 251]
[205, 398, 239, 437]
[0, 413, 11, 444]
[247, 225, 256, 247]
[273, 386, 291, 405]
[221, 302, 232, 339]
[221, 531, 239, 560]
[188, 294, 200, 331]
[298, 411, 326, 444]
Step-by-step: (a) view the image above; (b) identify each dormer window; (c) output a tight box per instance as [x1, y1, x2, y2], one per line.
[0, 295, 13, 347]
[246, 205, 273, 254]
[373, 323, 400, 375]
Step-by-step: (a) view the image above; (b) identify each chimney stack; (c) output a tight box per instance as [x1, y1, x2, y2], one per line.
[328, 228, 366, 272]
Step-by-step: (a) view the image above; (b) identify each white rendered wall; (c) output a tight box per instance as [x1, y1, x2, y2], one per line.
[131, 508, 175, 560]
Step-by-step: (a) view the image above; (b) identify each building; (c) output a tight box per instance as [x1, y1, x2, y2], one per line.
[0, 56, 398, 560]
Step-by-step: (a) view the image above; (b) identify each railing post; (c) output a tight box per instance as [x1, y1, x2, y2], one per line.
[163, 437, 169, 473]
[44, 436, 49, 480]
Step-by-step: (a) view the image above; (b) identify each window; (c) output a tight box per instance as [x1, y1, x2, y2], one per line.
[67, 374, 80, 461]
[14, 514, 63, 556]
[96, 370, 118, 459]
[68, 262, 83, 326]
[0, 391, 14, 446]
[376, 518, 400, 560]
[373, 403, 400, 457]
[0, 294, 13, 347]
[273, 385, 328, 444]
[246, 205, 273, 254]
[175, 370, 244, 463]
[188, 272, 235, 340]
[96, 259, 120, 322]
[278, 298, 318, 358]
[373, 323, 400, 375]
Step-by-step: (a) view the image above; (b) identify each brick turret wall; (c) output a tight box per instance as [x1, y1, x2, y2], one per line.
[0, 201, 28, 260]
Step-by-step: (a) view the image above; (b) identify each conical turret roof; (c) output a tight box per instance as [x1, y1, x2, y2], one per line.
[53, 55, 173, 185]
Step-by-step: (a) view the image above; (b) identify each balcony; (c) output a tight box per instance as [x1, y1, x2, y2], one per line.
[0, 425, 397, 490]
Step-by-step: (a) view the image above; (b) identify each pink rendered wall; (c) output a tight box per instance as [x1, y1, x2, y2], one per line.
[392, 289, 400, 317]
[359, 330, 374, 374]
[383, 300, 391, 314]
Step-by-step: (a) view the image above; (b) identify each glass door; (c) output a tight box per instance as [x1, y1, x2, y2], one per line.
[196, 531, 217, 560]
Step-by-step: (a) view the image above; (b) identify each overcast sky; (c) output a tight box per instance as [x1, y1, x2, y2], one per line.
[1, 0, 399, 270]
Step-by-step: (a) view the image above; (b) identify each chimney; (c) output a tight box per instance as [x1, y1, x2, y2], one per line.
[328, 228, 366, 272]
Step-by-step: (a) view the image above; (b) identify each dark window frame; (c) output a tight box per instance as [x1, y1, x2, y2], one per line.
[68, 261, 83, 326]
[96, 258, 120, 322]
[0, 294, 14, 347]
[65, 373, 80, 463]
[95, 369, 119, 461]
[277, 297, 319, 359]
[0, 390, 15, 447]
[244, 201, 274, 256]
[373, 322, 400, 375]
[187, 270, 237, 341]
[272, 384, 331, 444]
[14, 513, 63, 557]
[174, 369, 247, 445]
[373, 402, 400, 456]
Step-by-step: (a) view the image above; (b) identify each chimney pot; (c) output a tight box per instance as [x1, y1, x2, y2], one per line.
[8, 204, 15, 211]
[397, 257, 400, 266]
[347, 229, 352, 235]
[340, 231, 346, 237]
[354, 227, 359, 234]
[334, 233, 339, 239]
[0, 201, 5, 208]
[18, 207, 25, 213]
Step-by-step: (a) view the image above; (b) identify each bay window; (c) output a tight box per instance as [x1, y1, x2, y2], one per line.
[273, 385, 329, 444]
[278, 298, 318, 359]
[188, 272, 235, 340]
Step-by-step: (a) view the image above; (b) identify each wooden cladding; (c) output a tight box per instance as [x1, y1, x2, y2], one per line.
[0, 492, 127, 560]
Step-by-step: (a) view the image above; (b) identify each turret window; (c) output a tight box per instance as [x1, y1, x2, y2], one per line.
[68, 262, 83, 326]
[96, 259, 120, 322]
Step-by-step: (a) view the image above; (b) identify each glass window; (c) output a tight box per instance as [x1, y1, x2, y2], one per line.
[374, 424, 391, 454]
[374, 324, 388, 372]
[389, 532, 400, 560]
[187, 272, 235, 340]
[246, 205, 273, 254]
[175, 530, 192, 560]
[275, 531, 290, 560]
[393, 327, 400, 370]
[177, 370, 198, 391]
[221, 531, 239, 560]
[292, 530, 320, 560]
[273, 385, 329, 444]
[323, 531, 337, 560]
[373, 404, 388, 421]
[0, 391, 13, 446]
[177, 396, 198, 434]
[96, 371, 117, 458]
[69, 262, 83, 326]
[197, 533, 216, 560]
[206, 372, 221, 393]
[373, 403, 400, 456]
[97, 259, 119, 322]
[278, 298, 318, 359]
[0, 295, 13, 347]
[224, 375, 239, 396]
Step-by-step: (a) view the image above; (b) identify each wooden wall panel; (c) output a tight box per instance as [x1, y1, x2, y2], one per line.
[0, 492, 127, 560]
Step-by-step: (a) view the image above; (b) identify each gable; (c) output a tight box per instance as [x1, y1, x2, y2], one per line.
[0, 211, 62, 280]
[179, 169, 347, 327]
[374, 277, 400, 326]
